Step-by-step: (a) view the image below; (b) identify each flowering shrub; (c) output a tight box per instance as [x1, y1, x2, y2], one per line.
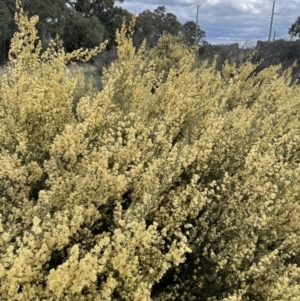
[1, 2, 300, 300]
[147, 34, 191, 82]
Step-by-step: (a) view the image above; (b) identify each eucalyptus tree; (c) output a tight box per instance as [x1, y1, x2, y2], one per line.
[182, 21, 206, 46]
[0, 0, 14, 63]
[133, 6, 182, 49]
[289, 16, 300, 39]
[0, 0, 127, 58]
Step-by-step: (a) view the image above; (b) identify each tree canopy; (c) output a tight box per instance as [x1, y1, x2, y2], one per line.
[0, 0, 126, 62]
[289, 16, 300, 39]
[0, 2, 208, 64]
[0, 0, 15, 62]
[66, 0, 123, 18]
[133, 6, 182, 48]
[182, 21, 206, 46]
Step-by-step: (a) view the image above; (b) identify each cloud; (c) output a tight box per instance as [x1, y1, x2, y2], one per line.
[204, 0, 261, 15]
[117, 0, 300, 46]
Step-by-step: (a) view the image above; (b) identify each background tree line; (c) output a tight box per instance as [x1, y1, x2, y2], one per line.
[2, 0, 300, 82]
[0, 0, 206, 64]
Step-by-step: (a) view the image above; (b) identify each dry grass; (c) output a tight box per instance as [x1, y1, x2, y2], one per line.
[0, 63, 97, 77]
[0, 65, 7, 76]
[66, 62, 97, 77]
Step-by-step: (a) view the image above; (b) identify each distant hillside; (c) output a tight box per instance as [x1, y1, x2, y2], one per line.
[253, 39, 300, 84]
[200, 39, 300, 85]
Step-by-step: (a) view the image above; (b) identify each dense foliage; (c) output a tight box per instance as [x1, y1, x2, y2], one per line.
[0, 1, 205, 64]
[132, 6, 182, 49]
[2, 3, 300, 300]
[289, 16, 300, 39]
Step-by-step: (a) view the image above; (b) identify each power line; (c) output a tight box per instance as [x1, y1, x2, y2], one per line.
[276, 0, 293, 16]
[168, 4, 202, 22]
[166, 0, 292, 45]
[272, 0, 293, 38]
[200, 10, 211, 28]
[258, 1, 273, 40]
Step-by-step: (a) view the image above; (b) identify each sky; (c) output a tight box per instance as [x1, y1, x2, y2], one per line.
[117, 0, 300, 47]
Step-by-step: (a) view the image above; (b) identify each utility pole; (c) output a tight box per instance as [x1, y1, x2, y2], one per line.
[273, 30, 276, 42]
[195, 4, 199, 46]
[268, 1, 275, 42]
